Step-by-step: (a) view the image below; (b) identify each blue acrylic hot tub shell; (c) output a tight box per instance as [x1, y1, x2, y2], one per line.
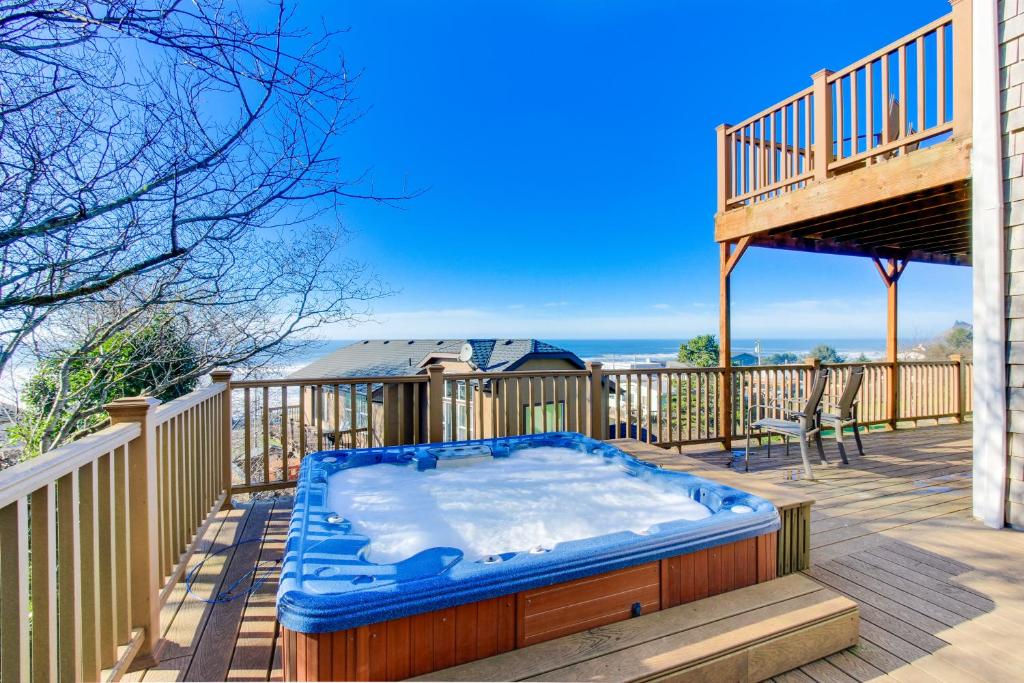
[277, 432, 780, 634]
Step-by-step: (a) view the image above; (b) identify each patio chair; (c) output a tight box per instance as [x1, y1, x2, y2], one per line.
[820, 365, 866, 464]
[745, 367, 830, 479]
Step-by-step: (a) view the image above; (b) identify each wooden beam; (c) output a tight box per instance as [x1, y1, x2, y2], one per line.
[715, 139, 971, 242]
[753, 235, 970, 267]
[784, 182, 969, 239]
[723, 236, 751, 277]
[872, 256, 892, 286]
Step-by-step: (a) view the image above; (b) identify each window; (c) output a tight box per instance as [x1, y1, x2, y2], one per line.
[523, 401, 565, 434]
[457, 404, 467, 440]
[442, 402, 452, 440]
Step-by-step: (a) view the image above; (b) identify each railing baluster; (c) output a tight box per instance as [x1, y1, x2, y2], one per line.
[366, 383, 375, 446]
[282, 386, 290, 480]
[57, 470, 82, 682]
[916, 35, 926, 134]
[97, 453, 117, 669]
[0, 497, 30, 682]
[851, 70, 859, 155]
[262, 387, 271, 483]
[316, 384, 324, 451]
[298, 385, 307, 458]
[79, 461, 102, 681]
[866, 61, 874, 153]
[349, 384, 357, 449]
[898, 43, 908, 148]
[334, 385, 342, 448]
[30, 482, 58, 683]
[244, 388, 252, 487]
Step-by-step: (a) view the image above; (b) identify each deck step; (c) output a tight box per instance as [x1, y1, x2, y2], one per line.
[414, 574, 858, 683]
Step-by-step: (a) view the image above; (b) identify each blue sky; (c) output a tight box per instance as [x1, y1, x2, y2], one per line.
[298, 0, 972, 341]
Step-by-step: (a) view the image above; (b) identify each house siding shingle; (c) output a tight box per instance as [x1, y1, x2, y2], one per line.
[1003, 0, 1024, 527]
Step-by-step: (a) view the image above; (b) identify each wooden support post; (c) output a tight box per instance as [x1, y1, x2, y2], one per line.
[105, 396, 163, 668]
[950, 354, 965, 423]
[210, 370, 233, 509]
[950, 0, 973, 139]
[887, 265, 899, 429]
[588, 361, 604, 440]
[716, 124, 731, 213]
[873, 257, 907, 429]
[427, 364, 445, 443]
[719, 242, 739, 450]
[717, 238, 750, 449]
[811, 69, 834, 182]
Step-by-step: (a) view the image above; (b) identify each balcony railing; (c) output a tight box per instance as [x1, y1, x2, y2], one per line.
[717, 4, 971, 213]
[0, 356, 971, 679]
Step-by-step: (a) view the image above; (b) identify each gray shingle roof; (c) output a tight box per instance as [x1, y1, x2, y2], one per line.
[288, 339, 584, 380]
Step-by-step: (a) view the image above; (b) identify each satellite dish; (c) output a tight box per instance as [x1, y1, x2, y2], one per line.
[458, 343, 474, 362]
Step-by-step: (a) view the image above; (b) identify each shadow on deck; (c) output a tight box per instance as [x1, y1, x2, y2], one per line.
[132, 422, 1024, 682]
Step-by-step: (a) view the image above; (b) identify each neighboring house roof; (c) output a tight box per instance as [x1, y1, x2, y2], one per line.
[289, 339, 585, 380]
[731, 353, 759, 366]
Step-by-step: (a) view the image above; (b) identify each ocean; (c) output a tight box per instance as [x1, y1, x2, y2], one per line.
[274, 338, 890, 377]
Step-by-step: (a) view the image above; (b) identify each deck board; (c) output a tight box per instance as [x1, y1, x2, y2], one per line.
[135, 422, 1024, 683]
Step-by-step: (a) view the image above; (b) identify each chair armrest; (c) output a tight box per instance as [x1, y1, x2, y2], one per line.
[746, 403, 786, 423]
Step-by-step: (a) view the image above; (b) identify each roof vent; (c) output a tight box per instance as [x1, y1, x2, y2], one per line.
[436, 340, 444, 346]
[503, 339, 513, 345]
[362, 340, 369, 344]
[383, 340, 390, 344]
[407, 340, 415, 345]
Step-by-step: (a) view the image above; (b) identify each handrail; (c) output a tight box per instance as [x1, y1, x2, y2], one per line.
[0, 422, 139, 509]
[443, 369, 590, 380]
[153, 382, 225, 424]
[725, 85, 814, 136]
[825, 14, 951, 83]
[234, 375, 429, 388]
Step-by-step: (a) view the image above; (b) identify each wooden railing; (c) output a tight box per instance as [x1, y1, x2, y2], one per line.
[229, 375, 428, 494]
[717, 2, 970, 212]
[604, 368, 725, 447]
[227, 357, 974, 495]
[0, 379, 231, 681]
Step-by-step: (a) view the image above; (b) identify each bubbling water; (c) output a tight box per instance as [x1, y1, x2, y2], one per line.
[326, 447, 712, 564]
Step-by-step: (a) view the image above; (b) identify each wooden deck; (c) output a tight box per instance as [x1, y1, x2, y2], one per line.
[131, 423, 1024, 682]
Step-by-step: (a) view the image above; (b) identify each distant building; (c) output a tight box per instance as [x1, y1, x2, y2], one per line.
[290, 339, 586, 443]
[731, 352, 759, 367]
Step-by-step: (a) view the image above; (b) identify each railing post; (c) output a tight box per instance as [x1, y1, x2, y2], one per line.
[104, 396, 162, 668]
[427, 364, 445, 443]
[804, 357, 821, 402]
[950, 0, 972, 139]
[716, 123, 731, 212]
[587, 361, 605, 440]
[811, 69, 834, 182]
[210, 370, 233, 509]
[950, 354, 965, 423]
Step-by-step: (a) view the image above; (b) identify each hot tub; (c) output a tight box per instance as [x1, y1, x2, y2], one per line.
[278, 433, 780, 681]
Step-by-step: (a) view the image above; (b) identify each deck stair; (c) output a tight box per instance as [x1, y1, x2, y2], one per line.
[414, 574, 858, 682]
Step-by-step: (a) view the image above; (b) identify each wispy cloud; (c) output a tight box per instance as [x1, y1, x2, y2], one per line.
[543, 301, 570, 308]
[315, 297, 961, 340]
[650, 303, 672, 310]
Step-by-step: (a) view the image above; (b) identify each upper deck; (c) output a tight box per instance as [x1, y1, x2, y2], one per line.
[714, 2, 972, 267]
